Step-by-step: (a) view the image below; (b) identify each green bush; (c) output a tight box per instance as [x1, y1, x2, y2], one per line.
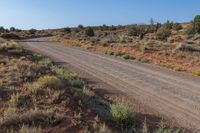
[193, 71, 200, 76]
[114, 51, 125, 57]
[128, 25, 146, 38]
[109, 102, 135, 129]
[63, 27, 71, 33]
[186, 26, 195, 35]
[10, 27, 16, 32]
[51, 66, 84, 89]
[187, 15, 200, 35]
[108, 51, 114, 56]
[163, 20, 173, 29]
[0, 26, 6, 33]
[29, 29, 37, 34]
[122, 54, 135, 60]
[156, 124, 180, 133]
[193, 15, 200, 34]
[156, 27, 171, 40]
[85, 27, 95, 37]
[37, 75, 62, 89]
[1, 33, 20, 39]
[27, 54, 52, 66]
[38, 58, 52, 66]
[27, 53, 43, 62]
[78, 24, 84, 29]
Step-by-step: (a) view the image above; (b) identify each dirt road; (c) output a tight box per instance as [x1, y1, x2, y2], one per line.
[19, 38, 200, 131]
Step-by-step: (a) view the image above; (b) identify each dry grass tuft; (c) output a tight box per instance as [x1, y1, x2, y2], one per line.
[0, 109, 64, 129]
[19, 125, 41, 133]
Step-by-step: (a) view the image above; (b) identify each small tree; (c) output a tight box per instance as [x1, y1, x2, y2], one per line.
[78, 24, 84, 29]
[0, 26, 5, 33]
[187, 15, 200, 35]
[150, 18, 155, 26]
[10, 27, 16, 32]
[163, 20, 173, 29]
[63, 27, 71, 33]
[29, 29, 37, 34]
[156, 27, 171, 40]
[193, 15, 200, 33]
[85, 27, 94, 37]
[128, 25, 146, 39]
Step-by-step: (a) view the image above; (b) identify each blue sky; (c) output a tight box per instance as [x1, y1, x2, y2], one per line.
[0, 0, 199, 29]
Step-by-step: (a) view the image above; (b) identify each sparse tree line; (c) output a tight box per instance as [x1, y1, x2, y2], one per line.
[1, 15, 200, 41]
[61, 15, 200, 42]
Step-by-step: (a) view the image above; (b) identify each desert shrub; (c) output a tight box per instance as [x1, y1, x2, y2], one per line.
[137, 57, 150, 63]
[29, 29, 37, 35]
[78, 24, 84, 29]
[37, 75, 62, 89]
[27, 53, 43, 62]
[193, 71, 200, 76]
[109, 25, 117, 31]
[0, 41, 22, 53]
[193, 15, 200, 34]
[1, 33, 20, 39]
[174, 43, 195, 52]
[128, 25, 147, 40]
[100, 37, 116, 44]
[128, 25, 146, 37]
[108, 51, 114, 56]
[163, 20, 173, 30]
[0, 26, 5, 33]
[186, 26, 195, 35]
[9, 93, 20, 107]
[63, 27, 71, 33]
[114, 51, 125, 57]
[0, 110, 64, 128]
[1, 106, 18, 122]
[26, 82, 44, 95]
[18, 63, 48, 82]
[51, 66, 84, 88]
[19, 125, 41, 133]
[193, 34, 200, 40]
[173, 23, 182, 31]
[69, 77, 84, 88]
[109, 101, 135, 129]
[155, 124, 180, 133]
[38, 58, 52, 66]
[29, 29, 37, 34]
[128, 25, 138, 36]
[16, 95, 33, 108]
[10, 27, 16, 32]
[100, 24, 109, 31]
[122, 54, 131, 60]
[156, 27, 171, 40]
[187, 15, 200, 35]
[27, 53, 52, 66]
[85, 27, 95, 37]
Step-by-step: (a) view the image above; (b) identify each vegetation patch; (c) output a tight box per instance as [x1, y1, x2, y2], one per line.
[37, 75, 63, 89]
[1, 109, 64, 129]
[109, 101, 135, 130]
[193, 70, 200, 76]
[105, 51, 135, 60]
[0, 41, 112, 132]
